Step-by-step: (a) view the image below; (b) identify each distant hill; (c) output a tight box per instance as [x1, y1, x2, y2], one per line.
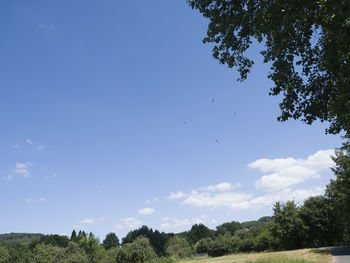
[240, 216, 274, 229]
[0, 233, 44, 245]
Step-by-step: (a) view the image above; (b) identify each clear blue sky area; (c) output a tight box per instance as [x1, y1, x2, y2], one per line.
[0, 0, 342, 240]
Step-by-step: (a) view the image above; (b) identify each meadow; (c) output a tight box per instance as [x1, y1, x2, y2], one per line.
[179, 248, 332, 263]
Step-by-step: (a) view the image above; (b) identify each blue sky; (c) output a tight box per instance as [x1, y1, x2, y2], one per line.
[0, 0, 342, 240]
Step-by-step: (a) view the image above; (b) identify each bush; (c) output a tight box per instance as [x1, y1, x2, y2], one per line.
[208, 235, 235, 257]
[194, 237, 212, 254]
[165, 237, 192, 258]
[117, 236, 156, 263]
[238, 239, 255, 252]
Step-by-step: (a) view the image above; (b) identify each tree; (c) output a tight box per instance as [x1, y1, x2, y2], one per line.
[76, 233, 100, 263]
[70, 230, 77, 241]
[103, 232, 120, 249]
[186, 224, 214, 245]
[270, 201, 306, 250]
[188, 0, 350, 134]
[300, 195, 337, 247]
[255, 224, 278, 251]
[53, 242, 89, 263]
[117, 237, 156, 263]
[207, 235, 235, 257]
[0, 246, 9, 263]
[31, 243, 61, 263]
[216, 220, 241, 236]
[29, 234, 69, 249]
[122, 226, 169, 256]
[164, 236, 192, 258]
[326, 137, 350, 244]
[195, 237, 213, 253]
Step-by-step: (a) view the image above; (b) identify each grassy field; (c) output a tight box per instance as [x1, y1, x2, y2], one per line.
[179, 248, 332, 263]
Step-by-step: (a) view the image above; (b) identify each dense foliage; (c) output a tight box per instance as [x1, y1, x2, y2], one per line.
[0, 233, 43, 245]
[188, 0, 350, 134]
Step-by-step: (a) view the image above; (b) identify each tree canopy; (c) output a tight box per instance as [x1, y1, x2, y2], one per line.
[103, 233, 120, 250]
[188, 0, 350, 134]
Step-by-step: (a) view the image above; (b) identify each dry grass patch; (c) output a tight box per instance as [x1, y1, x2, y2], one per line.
[179, 248, 332, 263]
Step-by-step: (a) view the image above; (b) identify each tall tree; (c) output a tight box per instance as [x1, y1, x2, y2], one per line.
[270, 201, 305, 249]
[103, 232, 120, 250]
[186, 224, 214, 245]
[326, 137, 350, 244]
[70, 230, 77, 241]
[300, 196, 337, 247]
[165, 236, 192, 258]
[188, 0, 350, 134]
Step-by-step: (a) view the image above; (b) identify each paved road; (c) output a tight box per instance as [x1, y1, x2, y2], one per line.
[330, 247, 350, 263]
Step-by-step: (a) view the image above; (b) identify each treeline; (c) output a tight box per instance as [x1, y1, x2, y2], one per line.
[0, 233, 43, 246]
[0, 217, 272, 263]
[0, 139, 349, 263]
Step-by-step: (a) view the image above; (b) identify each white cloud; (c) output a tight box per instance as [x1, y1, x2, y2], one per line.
[121, 217, 143, 229]
[14, 162, 31, 177]
[200, 182, 241, 192]
[161, 217, 170, 221]
[248, 187, 325, 208]
[26, 139, 33, 145]
[160, 217, 208, 230]
[79, 217, 105, 225]
[138, 208, 155, 215]
[249, 149, 334, 191]
[168, 191, 187, 199]
[181, 185, 324, 211]
[182, 191, 252, 210]
[25, 197, 47, 204]
[145, 197, 159, 204]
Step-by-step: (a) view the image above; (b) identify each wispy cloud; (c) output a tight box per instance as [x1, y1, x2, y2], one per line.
[79, 217, 106, 225]
[199, 182, 241, 192]
[160, 217, 208, 230]
[168, 191, 187, 199]
[182, 191, 252, 209]
[26, 139, 33, 145]
[39, 24, 55, 30]
[37, 145, 45, 151]
[13, 162, 32, 178]
[249, 149, 334, 191]
[114, 217, 143, 230]
[138, 208, 155, 215]
[25, 197, 46, 204]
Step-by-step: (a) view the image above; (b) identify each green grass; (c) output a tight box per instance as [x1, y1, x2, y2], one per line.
[246, 258, 310, 263]
[179, 248, 332, 263]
